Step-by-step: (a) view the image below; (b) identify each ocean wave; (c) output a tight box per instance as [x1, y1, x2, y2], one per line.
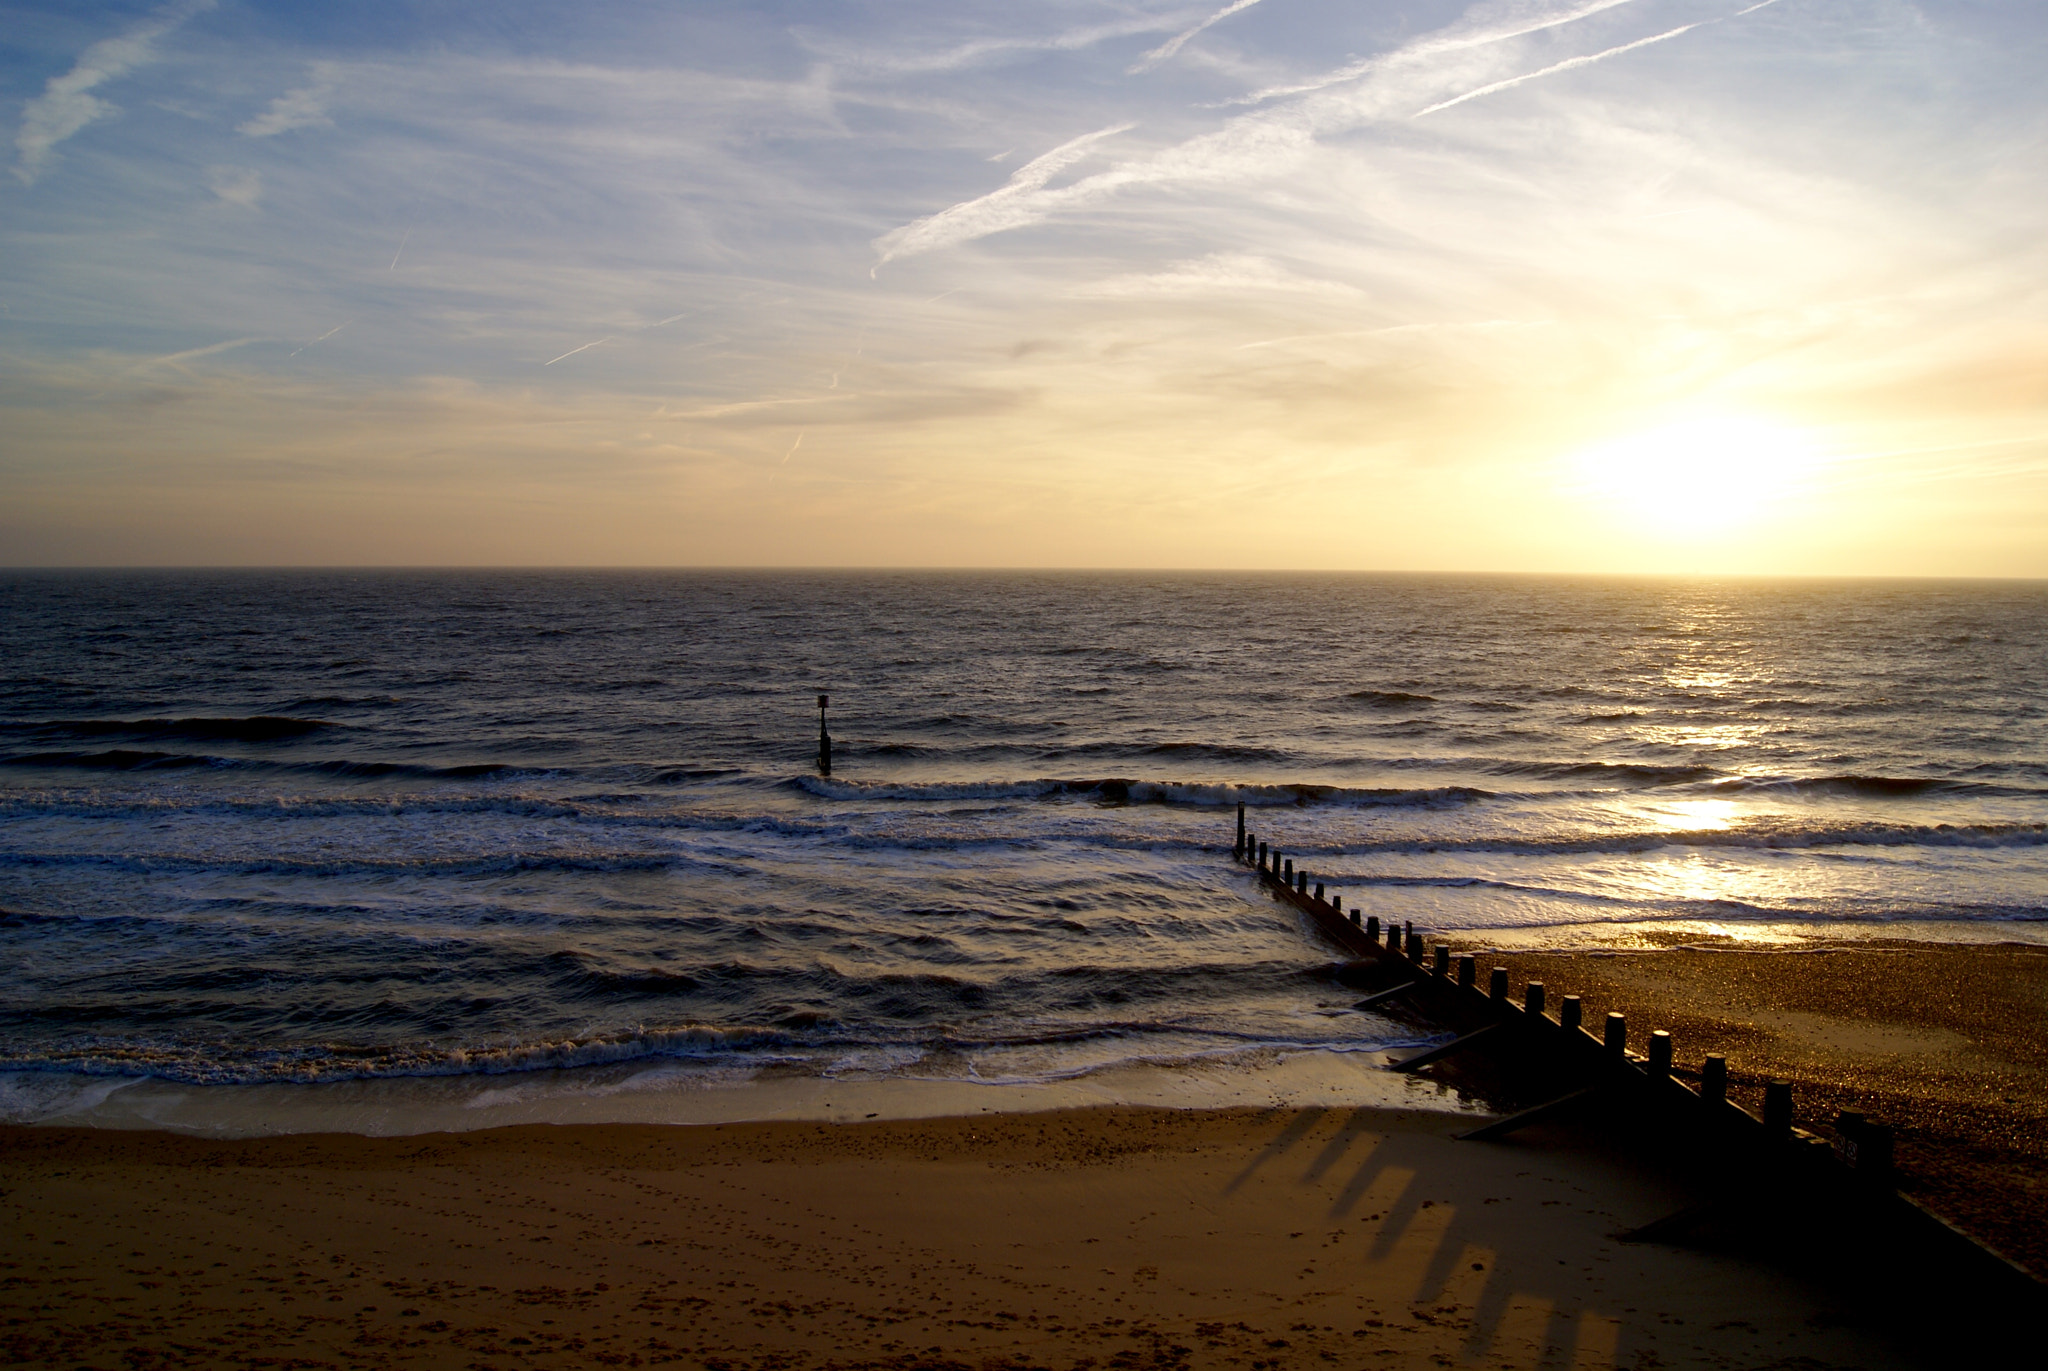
[1346, 690, 1436, 708]
[1339, 820, 2048, 857]
[0, 1013, 1408, 1087]
[0, 716, 338, 743]
[1702, 773, 2048, 799]
[789, 774, 1499, 809]
[0, 748, 560, 781]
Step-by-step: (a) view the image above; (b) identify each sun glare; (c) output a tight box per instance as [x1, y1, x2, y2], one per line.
[1565, 416, 1821, 537]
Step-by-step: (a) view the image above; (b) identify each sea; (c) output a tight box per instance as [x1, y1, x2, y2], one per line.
[2, 571, 2043, 1135]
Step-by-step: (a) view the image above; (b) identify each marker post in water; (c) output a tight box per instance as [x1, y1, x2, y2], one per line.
[817, 694, 832, 776]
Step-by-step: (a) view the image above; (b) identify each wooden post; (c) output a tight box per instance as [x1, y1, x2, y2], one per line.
[1700, 1055, 1727, 1104]
[1257, 841, 1267, 872]
[1405, 931, 1423, 959]
[1854, 1121, 1893, 1179]
[1489, 967, 1508, 1001]
[1604, 1013, 1626, 1055]
[1434, 944, 1451, 976]
[1648, 1030, 1672, 1078]
[1283, 858, 1293, 885]
[1366, 915, 1379, 940]
[816, 694, 832, 775]
[1314, 881, 1324, 901]
[1457, 954, 1476, 990]
[1236, 801, 1246, 856]
[1350, 909, 1361, 926]
[1764, 1081, 1793, 1137]
[1560, 996, 1582, 1031]
[1525, 982, 1545, 1017]
[1331, 894, 1340, 913]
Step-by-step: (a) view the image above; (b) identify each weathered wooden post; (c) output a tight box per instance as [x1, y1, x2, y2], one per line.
[1852, 1121, 1893, 1179]
[1236, 802, 1246, 857]
[1764, 1081, 1793, 1137]
[1457, 954, 1477, 990]
[1434, 944, 1451, 976]
[1524, 982, 1545, 1017]
[1559, 996, 1582, 1031]
[1604, 1013, 1627, 1056]
[1314, 881, 1324, 901]
[1700, 1055, 1727, 1105]
[1405, 930, 1423, 959]
[816, 694, 832, 775]
[1489, 967, 1508, 1001]
[1283, 858, 1293, 885]
[1366, 915, 1380, 940]
[1647, 1030, 1672, 1079]
[1257, 841, 1267, 872]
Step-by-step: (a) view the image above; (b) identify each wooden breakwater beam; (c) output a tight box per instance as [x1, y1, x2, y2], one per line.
[1226, 808, 2048, 1318]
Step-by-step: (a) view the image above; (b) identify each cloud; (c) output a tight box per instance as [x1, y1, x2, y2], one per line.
[872, 122, 1134, 270]
[203, 164, 262, 206]
[1130, 0, 1267, 74]
[12, 0, 216, 184]
[1075, 253, 1362, 298]
[1231, 0, 1649, 105]
[815, 12, 1192, 76]
[1414, 3, 1782, 116]
[870, 0, 1726, 267]
[239, 67, 338, 137]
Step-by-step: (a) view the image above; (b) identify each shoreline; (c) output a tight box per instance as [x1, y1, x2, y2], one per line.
[0, 1104, 1942, 1370]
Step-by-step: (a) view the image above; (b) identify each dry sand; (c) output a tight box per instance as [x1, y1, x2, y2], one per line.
[2, 1104, 1936, 1371]
[1465, 941, 2048, 1277]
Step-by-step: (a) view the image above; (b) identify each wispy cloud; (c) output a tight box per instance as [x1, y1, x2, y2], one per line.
[1075, 252, 1361, 298]
[133, 335, 266, 372]
[1415, 1, 1782, 116]
[871, 0, 1734, 267]
[873, 122, 1134, 270]
[816, 12, 1191, 76]
[13, 0, 216, 184]
[1230, 0, 1650, 105]
[1130, 0, 1266, 74]
[204, 164, 261, 206]
[239, 66, 338, 137]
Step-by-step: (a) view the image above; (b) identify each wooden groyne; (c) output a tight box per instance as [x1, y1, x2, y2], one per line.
[1231, 802, 2047, 1311]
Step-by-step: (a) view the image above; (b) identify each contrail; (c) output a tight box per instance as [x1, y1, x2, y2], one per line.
[288, 321, 347, 358]
[782, 433, 804, 464]
[544, 336, 613, 366]
[1131, 0, 1265, 73]
[1414, 21, 1703, 116]
[389, 226, 411, 271]
[1233, 0, 1651, 106]
[134, 335, 266, 371]
[872, 122, 1133, 271]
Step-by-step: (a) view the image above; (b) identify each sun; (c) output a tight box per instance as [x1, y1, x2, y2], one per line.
[1564, 415, 1822, 537]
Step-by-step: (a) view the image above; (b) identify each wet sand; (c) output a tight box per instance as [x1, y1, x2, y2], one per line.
[0, 1105, 1930, 1370]
[1470, 940, 2048, 1278]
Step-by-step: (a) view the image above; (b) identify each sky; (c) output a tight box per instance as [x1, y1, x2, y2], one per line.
[1, 0, 2043, 573]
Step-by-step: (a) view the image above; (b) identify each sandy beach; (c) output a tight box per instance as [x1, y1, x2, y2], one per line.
[1, 1101, 1954, 1371]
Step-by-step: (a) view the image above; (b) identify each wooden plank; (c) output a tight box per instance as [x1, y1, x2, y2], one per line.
[1457, 1085, 1605, 1141]
[1387, 1022, 1502, 1072]
[1352, 981, 1420, 1010]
